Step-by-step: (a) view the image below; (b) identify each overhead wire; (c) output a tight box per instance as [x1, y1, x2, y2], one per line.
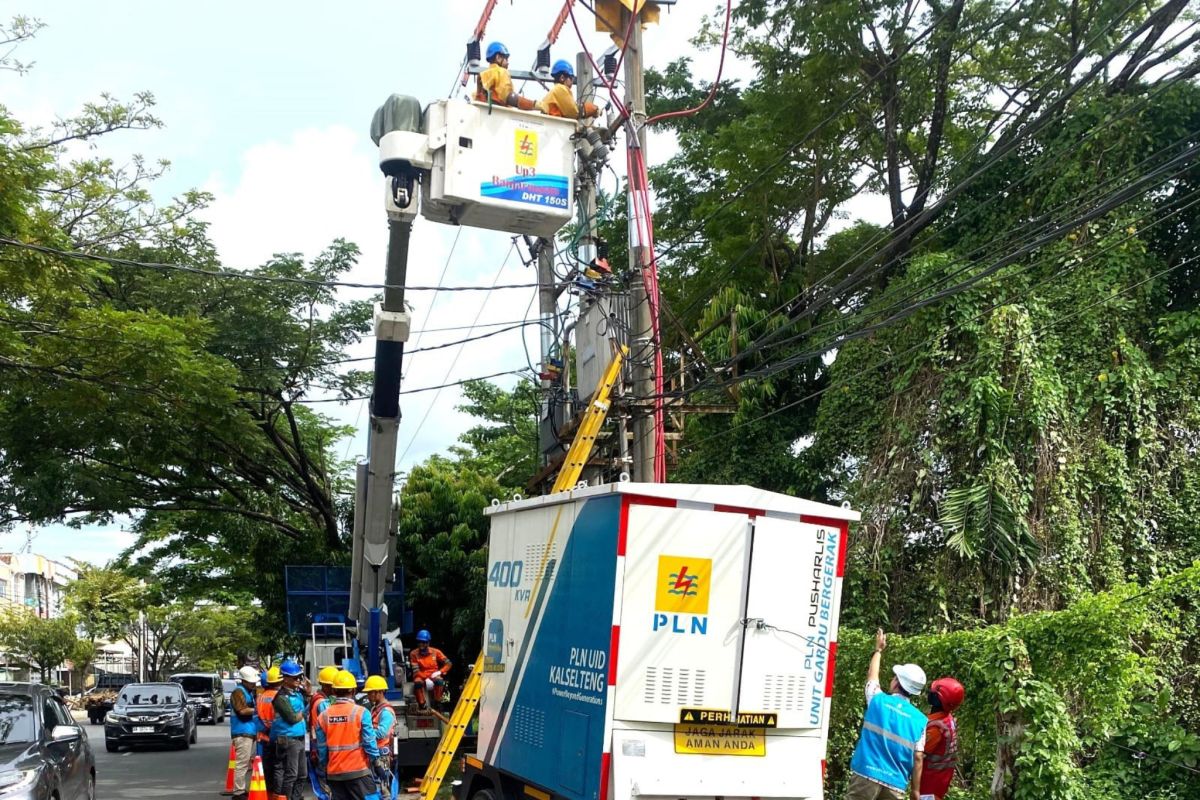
[394, 241, 519, 468]
[641, 14, 1200, 394]
[0, 237, 541, 293]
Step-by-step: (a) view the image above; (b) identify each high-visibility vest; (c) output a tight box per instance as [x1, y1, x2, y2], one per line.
[920, 715, 959, 799]
[229, 686, 257, 738]
[848, 692, 927, 791]
[371, 703, 396, 754]
[256, 688, 278, 743]
[309, 692, 328, 733]
[410, 647, 450, 679]
[319, 702, 371, 778]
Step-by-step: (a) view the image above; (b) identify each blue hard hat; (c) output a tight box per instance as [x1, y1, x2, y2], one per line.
[486, 42, 510, 62]
[279, 658, 303, 678]
[552, 59, 575, 79]
[416, 629, 431, 643]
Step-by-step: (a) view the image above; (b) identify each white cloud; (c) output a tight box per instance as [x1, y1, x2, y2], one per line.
[200, 126, 540, 475]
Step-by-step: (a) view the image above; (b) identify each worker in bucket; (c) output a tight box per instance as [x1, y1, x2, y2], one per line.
[537, 59, 600, 119]
[410, 629, 452, 710]
[256, 665, 283, 794]
[309, 666, 338, 797]
[475, 41, 536, 110]
[364, 676, 397, 800]
[918, 677, 965, 800]
[316, 670, 382, 800]
[272, 659, 310, 800]
[228, 666, 261, 800]
[845, 629, 928, 800]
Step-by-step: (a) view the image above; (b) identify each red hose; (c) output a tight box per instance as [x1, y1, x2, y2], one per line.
[645, 0, 732, 126]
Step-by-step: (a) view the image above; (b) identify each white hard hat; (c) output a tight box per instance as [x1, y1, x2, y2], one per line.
[238, 666, 261, 683]
[893, 663, 926, 696]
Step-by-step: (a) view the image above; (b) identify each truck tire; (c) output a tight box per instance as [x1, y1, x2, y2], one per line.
[472, 789, 497, 800]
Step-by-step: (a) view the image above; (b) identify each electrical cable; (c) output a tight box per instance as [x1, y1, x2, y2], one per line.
[633, 162, 1200, 412]
[293, 369, 532, 404]
[0, 237, 540, 293]
[394, 242, 518, 467]
[644, 0, 732, 126]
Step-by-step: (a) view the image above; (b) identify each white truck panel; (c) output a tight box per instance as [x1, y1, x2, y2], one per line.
[615, 506, 751, 724]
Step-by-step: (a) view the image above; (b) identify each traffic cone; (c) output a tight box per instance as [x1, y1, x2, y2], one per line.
[247, 755, 268, 800]
[221, 742, 237, 795]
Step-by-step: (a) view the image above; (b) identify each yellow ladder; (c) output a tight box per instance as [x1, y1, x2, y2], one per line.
[553, 343, 628, 492]
[418, 652, 483, 800]
[417, 345, 627, 800]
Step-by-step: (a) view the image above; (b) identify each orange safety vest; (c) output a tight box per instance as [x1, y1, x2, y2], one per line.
[410, 647, 450, 679]
[256, 687, 278, 743]
[371, 703, 395, 753]
[319, 702, 371, 778]
[308, 691, 326, 733]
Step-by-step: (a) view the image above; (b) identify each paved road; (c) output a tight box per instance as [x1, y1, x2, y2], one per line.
[78, 715, 316, 798]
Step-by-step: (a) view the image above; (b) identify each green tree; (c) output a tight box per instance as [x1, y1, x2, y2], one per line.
[0, 609, 80, 682]
[397, 459, 502, 669]
[450, 379, 540, 488]
[64, 563, 144, 643]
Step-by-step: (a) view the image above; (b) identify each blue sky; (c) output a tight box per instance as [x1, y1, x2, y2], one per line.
[1, 0, 730, 564]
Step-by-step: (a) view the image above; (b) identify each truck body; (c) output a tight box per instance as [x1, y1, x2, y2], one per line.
[461, 481, 857, 800]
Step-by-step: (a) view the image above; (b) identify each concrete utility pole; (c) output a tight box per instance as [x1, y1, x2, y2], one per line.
[535, 236, 557, 468]
[623, 10, 658, 483]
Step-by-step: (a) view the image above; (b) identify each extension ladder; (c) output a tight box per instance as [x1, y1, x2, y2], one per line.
[417, 344, 627, 800]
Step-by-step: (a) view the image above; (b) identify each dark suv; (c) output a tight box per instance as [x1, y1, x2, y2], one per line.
[0, 681, 96, 799]
[103, 682, 197, 752]
[167, 672, 226, 724]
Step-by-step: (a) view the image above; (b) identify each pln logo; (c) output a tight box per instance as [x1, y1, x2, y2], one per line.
[514, 129, 539, 176]
[653, 555, 711, 635]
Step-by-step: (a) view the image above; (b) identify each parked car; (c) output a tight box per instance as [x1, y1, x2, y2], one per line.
[103, 682, 197, 752]
[0, 681, 96, 799]
[166, 672, 226, 724]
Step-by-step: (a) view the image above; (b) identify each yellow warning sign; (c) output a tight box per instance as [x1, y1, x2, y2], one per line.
[674, 724, 765, 756]
[678, 708, 777, 728]
[514, 129, 538, 168]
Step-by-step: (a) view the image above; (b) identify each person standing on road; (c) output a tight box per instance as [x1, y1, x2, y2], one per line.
[919, 677, 965, 800]
[271, 659, 309, 800]
[409, 629, 451, 710]
[364, 676, 396, 800]
[228, 666, 261, 800]
[256, 666, 283, 796]
[309, 666, 338, 796]
[316, 670, 382, 800]
[845, 629, 928, 800]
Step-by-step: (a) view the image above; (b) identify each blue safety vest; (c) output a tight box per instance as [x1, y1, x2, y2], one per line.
[849, 692, 927, 791]
[271, 688, 308, 739]
[229, 686, 257, 738]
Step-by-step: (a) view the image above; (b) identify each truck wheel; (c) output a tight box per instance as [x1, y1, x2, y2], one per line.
[472, 789, 497, 800]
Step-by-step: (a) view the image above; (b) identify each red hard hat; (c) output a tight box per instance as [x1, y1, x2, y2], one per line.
[929, 677, 965, 712]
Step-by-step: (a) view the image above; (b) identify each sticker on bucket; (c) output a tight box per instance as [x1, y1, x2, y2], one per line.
[481, 174, 569, 208]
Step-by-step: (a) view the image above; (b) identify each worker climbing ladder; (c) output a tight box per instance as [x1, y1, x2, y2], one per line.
[417, 345, 627, 800]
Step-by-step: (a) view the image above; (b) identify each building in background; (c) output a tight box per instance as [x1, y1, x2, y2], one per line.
[0, 553, 77, 618]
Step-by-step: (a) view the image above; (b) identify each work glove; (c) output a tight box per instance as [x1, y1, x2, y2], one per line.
[581, 102, 600, 119]
[508, 94, 537, 111]
[431, 671, 442, 680]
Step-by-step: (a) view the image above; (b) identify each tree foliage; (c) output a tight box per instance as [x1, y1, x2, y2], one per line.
[0, 609, 81, 682]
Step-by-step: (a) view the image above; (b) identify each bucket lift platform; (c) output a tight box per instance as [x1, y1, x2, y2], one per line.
[375, 95, 577, 239]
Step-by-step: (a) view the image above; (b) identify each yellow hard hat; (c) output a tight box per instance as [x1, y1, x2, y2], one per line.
[363, 675, 388, 692]
[318, 666, 339, 686]
[266, 665, 283, 684]
[333, 670, 357, 691]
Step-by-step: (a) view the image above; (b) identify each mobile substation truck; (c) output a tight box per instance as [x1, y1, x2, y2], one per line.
[458, 481, 857, 800]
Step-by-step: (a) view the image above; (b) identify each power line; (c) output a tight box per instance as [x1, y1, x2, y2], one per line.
[293, 369, 531, 404]
[680, 251, 1199, 454]
[395, 242, 519, 467]
[0, 238, 541, 293]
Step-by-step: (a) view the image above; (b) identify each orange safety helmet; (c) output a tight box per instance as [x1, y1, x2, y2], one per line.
[929, 677, 965, 713]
